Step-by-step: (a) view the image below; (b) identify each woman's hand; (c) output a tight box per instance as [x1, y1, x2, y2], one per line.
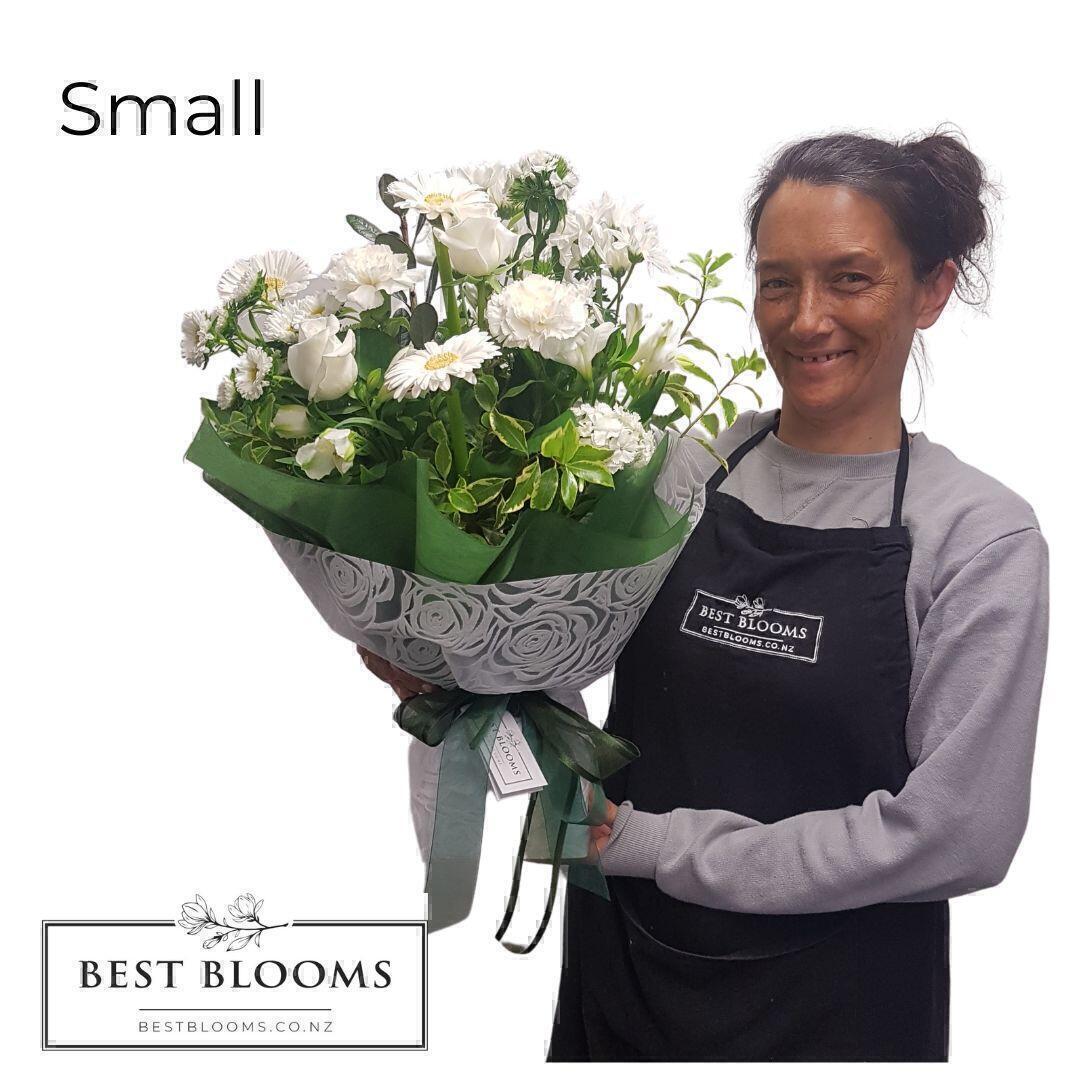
[587, 798, 619, 864]
[357, 645, 435, 701]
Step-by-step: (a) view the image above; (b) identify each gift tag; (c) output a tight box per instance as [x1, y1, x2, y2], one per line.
[486, 712, 547, 799]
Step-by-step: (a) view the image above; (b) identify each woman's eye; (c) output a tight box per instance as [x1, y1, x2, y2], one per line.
[837, 272, 870, 287]
[759, 278, 789, 291]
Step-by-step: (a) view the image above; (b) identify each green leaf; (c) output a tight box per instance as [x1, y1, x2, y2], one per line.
[345, 214, 382, 242]
[488, 409, 529, 454]
[721, 396, 738, 428]
[566, 460, 615, 488]
[570, 443, 612, 464]
[659, 285, 690, 310]
[692, 437, 729, 467]
[500, 379, 539, 400]
[354, 329, 402, 377]
[684, 336, 720, 361]
[540, 419, 579, 464]
[435, 440, 452, 479]
[559, 467, 579, 510]
[409, 303, 438, 346]
[707, 252, 734, 272]
[708, 295, 746, 311]
[700, 412, 720, 439]
[740, 382, 763, 407]
[336, 416, 405, 440]
[677, 356, 717, 387]
[447, 486, 478, 514]
[502, 459, 541, 513]
[474, 374, 498, 412]
[466, 476, 508, 506]
[427, 420, 449, 445]
[378, 174, 402, 215]
[532, 466, 559, 511]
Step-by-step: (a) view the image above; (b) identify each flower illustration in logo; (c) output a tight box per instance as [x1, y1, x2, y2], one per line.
[734, 594, 767, 618]
[177, 893, 287, 951]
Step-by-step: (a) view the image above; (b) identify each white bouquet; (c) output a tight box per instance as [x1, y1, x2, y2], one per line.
[184, 150, 764, 950]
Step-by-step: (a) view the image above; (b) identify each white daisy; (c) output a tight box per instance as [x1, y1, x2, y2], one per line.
[485, 273, 590, 359]
[217, 250, 312, 303]
[181, 309, 213, 366]
[233, 346, 275, 401]
[323, 245, 427, 312]
[386, 171, 496, 224]
[216, 375, 237, 410]
[383, 328, 501, 401]
[262, 293, 338, 344]
[572, 402, 655, 473]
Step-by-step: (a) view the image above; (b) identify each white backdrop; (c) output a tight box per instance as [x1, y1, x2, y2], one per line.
[5, 1, 1076, 1075]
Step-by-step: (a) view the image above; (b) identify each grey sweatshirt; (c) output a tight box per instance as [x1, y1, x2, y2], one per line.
[406, 407, 1049, 915]
[596, 408, 1050, 912]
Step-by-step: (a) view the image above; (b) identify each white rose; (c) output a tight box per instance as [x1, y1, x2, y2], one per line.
[634, 318, 680, 377]
[296, 428, 356, 480]
[272, 404, 314, 439]
[287, 316, 358, 401]
[433, 214, 518, 277]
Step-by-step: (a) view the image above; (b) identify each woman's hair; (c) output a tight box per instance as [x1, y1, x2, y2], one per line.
[745, 125, 996, 305]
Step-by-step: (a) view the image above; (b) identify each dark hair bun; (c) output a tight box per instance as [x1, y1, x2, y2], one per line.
[747, 124, 996, 305]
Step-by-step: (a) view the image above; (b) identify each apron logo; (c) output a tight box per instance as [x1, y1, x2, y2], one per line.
[680, 588, 824, 663]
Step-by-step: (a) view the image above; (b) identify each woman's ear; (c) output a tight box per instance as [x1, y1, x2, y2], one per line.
[915, 258, 960, 330]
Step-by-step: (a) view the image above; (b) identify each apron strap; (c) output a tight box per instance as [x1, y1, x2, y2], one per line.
[710, 411, 912, 528]
[890, 420, 910, 528]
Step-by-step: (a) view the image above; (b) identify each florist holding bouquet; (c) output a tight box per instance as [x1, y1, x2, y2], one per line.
[369, 129, 1049, 1062]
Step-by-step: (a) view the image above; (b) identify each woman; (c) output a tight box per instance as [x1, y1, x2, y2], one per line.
[363, 129, 1050, 1062]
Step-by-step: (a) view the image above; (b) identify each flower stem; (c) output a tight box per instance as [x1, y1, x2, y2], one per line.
[476, 280, 489, 329]
[446, 384, 469, 479]
[434, 237, 461, 335]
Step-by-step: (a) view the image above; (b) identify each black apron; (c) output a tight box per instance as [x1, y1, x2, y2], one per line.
[547, 412, 949, 1062]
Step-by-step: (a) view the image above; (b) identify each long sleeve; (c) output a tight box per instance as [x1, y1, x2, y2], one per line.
[598, 527, 1050, 913]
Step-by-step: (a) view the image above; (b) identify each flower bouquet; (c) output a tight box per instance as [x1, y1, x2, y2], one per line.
[184, 150, 764, 951]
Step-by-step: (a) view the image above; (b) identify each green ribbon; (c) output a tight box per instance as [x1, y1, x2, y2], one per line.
[393, 688, 638, 952]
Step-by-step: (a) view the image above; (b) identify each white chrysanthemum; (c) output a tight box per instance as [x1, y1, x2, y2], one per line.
[386, 172, 496, 224]
[509, 150, 579, 202]
[486, 274, 590, 359]
[217, 250, 312, 302]
[262, 293, 338, 343]
[549, 193, 670, 275]
[572, 402, 655, 473]
[296, 428, 356, 480]
[216, 375, 236, 410]
[233, 346, 274, 401]
[323, 245, 427, 312]
[181, 309, 213, 366]
[383, 328, 501, 401]
[451, 161, 512, 208]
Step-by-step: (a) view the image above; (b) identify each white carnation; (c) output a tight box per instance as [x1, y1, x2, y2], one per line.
[486, 274, 590, 359]
[572, 402, 655, 473]
[324, 245, 426, 312]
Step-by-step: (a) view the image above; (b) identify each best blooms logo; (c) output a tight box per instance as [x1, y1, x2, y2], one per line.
[42, 890, 426, 1050]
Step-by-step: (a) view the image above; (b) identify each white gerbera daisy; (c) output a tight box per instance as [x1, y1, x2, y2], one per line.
[485, 273, 590, 359]
[217, 250, 312, 302]
[572, 402, 655, 473]
[324, 245, 427, 312]
[262, 293, 338, 344]
[216, 375, 237, 410]
[386, 172, 496, 224]
[383, 328, 501, 401]
[181, 309, 213, 366]
[233, 346, 275, 401]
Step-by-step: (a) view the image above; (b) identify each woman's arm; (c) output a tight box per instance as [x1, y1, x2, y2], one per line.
[597, 526, 1050, 913]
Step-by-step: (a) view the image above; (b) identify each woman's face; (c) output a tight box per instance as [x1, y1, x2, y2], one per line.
[752, 180, 955, 421]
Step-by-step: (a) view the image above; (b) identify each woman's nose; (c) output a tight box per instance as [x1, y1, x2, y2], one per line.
[789, 284, 833, 340]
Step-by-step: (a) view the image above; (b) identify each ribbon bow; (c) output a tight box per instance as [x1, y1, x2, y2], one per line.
[394, 688, 639, 953]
